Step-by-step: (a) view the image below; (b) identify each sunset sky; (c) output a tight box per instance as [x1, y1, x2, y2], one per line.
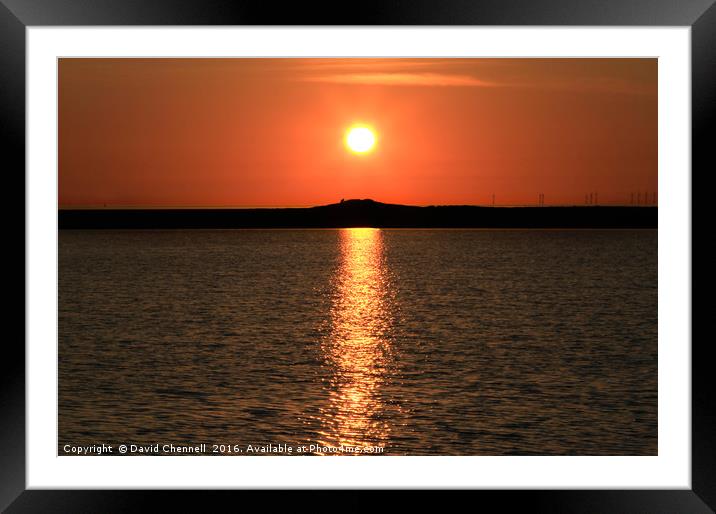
[59, 58, 657, 207]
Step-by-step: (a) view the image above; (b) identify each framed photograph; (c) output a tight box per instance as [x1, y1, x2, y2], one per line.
[5, 0, 710, 511]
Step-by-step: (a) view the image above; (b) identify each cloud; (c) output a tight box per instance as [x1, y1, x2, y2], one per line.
[301, 72, 495, 87]
[289, 59, 654, 95]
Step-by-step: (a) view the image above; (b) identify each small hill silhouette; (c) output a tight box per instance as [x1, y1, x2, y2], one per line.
[59, 199, 656, 229]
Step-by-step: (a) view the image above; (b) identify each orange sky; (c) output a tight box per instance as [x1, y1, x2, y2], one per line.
[59, 58, 657, 207]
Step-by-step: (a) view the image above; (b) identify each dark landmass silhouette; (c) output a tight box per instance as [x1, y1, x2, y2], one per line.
[59, 199, 657, 229]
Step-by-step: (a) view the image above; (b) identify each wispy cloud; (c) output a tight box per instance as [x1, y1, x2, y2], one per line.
[285, 58, 654, 95]
[301, 72, 495, 88]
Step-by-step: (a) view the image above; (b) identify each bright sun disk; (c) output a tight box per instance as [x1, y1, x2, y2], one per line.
[345, 126, 376, 154]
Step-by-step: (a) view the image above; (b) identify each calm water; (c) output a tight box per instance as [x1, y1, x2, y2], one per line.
[59, 229, 657, 455]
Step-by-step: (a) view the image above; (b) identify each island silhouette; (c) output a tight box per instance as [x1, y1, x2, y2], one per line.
[59, 199, 656, 229]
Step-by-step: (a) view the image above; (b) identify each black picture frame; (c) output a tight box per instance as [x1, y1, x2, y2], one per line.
[3, 0, 710, 511]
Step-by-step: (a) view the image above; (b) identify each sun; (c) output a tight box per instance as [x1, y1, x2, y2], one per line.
[345, 125, 377, 154]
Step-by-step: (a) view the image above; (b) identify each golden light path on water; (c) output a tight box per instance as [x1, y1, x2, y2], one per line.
[317, 228, 395, 453]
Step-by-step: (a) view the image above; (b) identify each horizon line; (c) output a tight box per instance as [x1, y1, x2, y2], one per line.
[58, 200, 659, 210]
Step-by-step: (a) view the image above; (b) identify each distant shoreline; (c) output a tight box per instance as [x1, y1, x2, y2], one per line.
[58, 199, 657, 229]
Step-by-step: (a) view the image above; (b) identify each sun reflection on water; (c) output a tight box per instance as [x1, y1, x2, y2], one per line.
[317, 228, 395, 452]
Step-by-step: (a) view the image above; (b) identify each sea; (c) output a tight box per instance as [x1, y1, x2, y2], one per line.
[59, 228, 657, 455]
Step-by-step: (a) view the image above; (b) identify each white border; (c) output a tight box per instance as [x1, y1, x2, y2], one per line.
[27, 27, 691, 489]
